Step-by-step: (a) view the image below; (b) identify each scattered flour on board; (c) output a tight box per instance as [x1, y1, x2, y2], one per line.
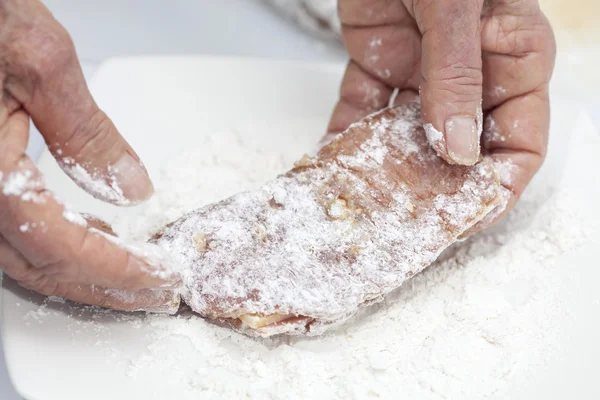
[22, 125, 597, 399]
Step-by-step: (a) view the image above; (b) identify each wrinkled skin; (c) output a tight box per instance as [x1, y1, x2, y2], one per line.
[0, 0, 179, 311]
[328, 0, 556, 227]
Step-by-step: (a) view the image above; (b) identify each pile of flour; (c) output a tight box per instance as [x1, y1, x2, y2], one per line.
[69, 125, 589, 399]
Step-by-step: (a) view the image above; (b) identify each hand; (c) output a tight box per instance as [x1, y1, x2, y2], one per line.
[328, 0, 556, 224]
[0, 0, 180, 312]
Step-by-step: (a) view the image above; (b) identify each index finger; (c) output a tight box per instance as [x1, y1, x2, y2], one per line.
[5, 1, 153, 205]
[0, 113, 180, 291]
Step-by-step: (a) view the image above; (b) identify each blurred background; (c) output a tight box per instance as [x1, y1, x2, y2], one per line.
[2, 0, 598, 398]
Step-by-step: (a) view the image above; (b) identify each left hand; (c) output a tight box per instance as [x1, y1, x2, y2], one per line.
[0, 0, 179, 312]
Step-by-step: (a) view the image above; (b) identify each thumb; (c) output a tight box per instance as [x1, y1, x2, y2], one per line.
[415, 0, 484, 165]
[12, 14, 153, 205]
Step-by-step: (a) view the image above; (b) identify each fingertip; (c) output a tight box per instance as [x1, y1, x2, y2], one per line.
[103, 288, 181, 314]
[85, 227, 183, 292]
[110, 151, 155, 204]
[62, 284, 182, 314]
[122, 251, 184, 291]
[143, 290, 181, 314]
[444, 115, 481, 166]
[59, 151, 154, 206]
[422, 106, 483, 166]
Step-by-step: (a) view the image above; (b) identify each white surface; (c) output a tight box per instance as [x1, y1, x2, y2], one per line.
[2, 55, 600, 400]
[0, 317, 16, 400]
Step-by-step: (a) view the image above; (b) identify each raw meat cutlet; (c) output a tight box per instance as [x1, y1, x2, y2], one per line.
[150, 102, 502, 336]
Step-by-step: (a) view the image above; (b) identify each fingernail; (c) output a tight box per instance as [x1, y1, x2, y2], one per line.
[105, 288, 181, 314]
[445, 116, 480, 165]
[111, 152, 154, 204]
[127, 254, 183, 290]
[142, 290, 181, 314]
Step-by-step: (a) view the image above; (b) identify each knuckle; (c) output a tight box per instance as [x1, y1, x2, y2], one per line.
[425, 62, 482, 101]
[489, 12, 555, 59]
[64, 109, 118, 157]
[433, 61, 482, 84]
[35, 257, 73, 282]
[33, 231, 88, 285]
[18, 273, 58, 296]
[26, 25, 76, 81]
[6, 15, 76, 87]
[1, 6, 77, 102]
[414, 0, 482, 21]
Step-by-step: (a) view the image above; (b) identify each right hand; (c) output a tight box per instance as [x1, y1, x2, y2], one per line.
[327, 0, 556, 229]
[0, 0, 180, 312]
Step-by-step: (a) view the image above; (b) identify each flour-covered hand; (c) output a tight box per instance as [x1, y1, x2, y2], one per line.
[0, 0, 180, 311]
[328, 0, 556, 227]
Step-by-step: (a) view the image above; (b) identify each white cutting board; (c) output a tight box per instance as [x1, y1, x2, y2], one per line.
[2, 56, 600, 399]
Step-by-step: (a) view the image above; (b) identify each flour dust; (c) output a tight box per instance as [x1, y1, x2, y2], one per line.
[24, 124, 596, 399]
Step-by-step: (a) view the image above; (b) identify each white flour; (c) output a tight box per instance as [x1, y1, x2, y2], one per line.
[121, 194, 589, 400]
[26, 125, 584, 398]
[21, 122, 597, 398]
